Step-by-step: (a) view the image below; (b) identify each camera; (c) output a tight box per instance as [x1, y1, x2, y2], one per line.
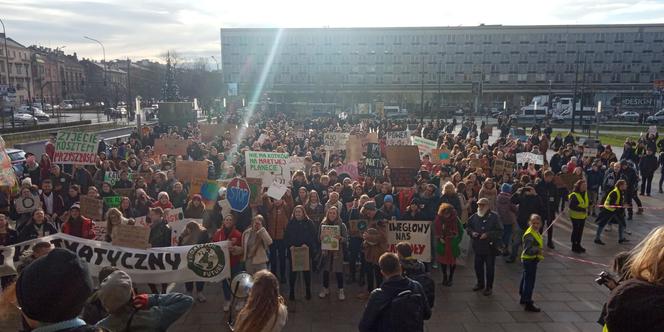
[595, 271, 616, 286]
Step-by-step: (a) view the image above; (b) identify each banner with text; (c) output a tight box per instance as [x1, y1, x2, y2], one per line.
[386, 131, 411, 146]
[53, 131, 99, 165]
[410, 136, 438, 159]
[244, 151, 289, 185]
[0, 234, 230, 283]
[387, 220, 431, 261]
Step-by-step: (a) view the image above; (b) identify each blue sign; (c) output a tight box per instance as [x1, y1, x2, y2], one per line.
[226, 178, 250, 212]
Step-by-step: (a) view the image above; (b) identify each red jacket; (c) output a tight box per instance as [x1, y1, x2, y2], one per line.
[151, 200, 174, 209]
[62, 217, 96, 240]
[213, 227, 242, 267]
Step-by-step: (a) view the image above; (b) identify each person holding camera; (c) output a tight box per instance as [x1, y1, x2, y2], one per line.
[519, 214, 544, 312]
[596, 251, 630, 326]
[603, 226, 664, 332]
[595, 180, 630, 245]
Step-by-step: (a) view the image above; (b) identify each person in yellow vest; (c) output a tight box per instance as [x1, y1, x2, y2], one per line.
[568, 179, 589, 253]
[519, 214, 544, 312]
[595, 180, 630, 245]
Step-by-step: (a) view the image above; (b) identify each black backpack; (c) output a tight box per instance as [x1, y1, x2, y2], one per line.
[384, 288, 427, 332]
[408, 273, 435, 308]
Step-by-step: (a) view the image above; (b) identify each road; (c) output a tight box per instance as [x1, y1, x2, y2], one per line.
[16, 125, 142, 157]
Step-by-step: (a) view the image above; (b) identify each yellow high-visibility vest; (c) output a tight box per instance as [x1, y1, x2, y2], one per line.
[603, 187, 621, 212]
[521, 226, 544, 261]
[568, 191, 589, 219]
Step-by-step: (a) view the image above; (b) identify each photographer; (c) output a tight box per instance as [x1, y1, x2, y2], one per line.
[603, 226, 664, 332]
[596, 251, 630, 326]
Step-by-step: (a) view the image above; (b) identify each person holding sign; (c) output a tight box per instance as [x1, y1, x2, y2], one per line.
[318, 206, 348, 301]
[243, 215, 273, 276]
[104, 208, 132, 242]
[61, 204, 96, 240]
[179, 221, 211, 303]
[284, 206, 316, 301]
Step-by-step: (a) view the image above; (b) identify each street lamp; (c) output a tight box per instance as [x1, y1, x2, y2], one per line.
[596, 101, 602, 138]
[84, 36, 106, 122]
[1, 18, 10, 129]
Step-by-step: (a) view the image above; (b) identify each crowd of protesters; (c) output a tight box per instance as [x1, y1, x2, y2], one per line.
[0, 109, 663, 331]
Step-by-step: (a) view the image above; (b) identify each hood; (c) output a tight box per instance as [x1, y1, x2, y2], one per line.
[496, 192, 512, 203]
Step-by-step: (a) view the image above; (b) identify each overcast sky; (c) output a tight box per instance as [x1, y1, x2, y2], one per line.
[2, 0, 664, 64]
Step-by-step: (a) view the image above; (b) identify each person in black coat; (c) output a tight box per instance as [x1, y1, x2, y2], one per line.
[358, 253, 431, 332]
[620, 162, 642, 219]
[535, 171, 559, 249]
[284, 206, 318, 301]
[509, 186, 544, 263]
[638, 148, 658, 196]
[466, 198, 503, 296]
[147, 207, 171, 294]
[17, 209, 58, 243]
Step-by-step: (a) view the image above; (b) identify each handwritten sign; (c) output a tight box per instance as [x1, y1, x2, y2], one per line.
[227, 178, 251, 212]
[290, 246, 310, 272]
[246, 178, 263, 206]
[492, 159, 515, 177]
[516, 152, 544, 165]
[244, 151, 289, 183]
[112, 224, 151, 249]
[385, 146, 421, 169]
[387, 220, 432, 261]
[410, 136, 438, 159]
[154, 138, 188, 156]
[386, 131, 410, 146]
[321, 225, 340, 251]
[80, 196, 103, 220]
[104, 171, 133, 186]
[346, 135, 363, 162]
[15, 196, 40, 214]
[53, 131, 99, 165]
[324, 132, 350, 150]
[103, 196, 122, 209]
[175, 160, 208, 182]
[267, 182, 289, 200]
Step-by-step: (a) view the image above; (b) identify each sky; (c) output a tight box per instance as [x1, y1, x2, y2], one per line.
[2, 0, 664, 64]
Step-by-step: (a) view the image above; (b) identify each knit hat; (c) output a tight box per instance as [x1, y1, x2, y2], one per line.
[362, 201, 377, 211]
[16, 248, 93, 323]
[501, 183, 513, 193]
[192, 194, 203, 201]
[98, 270, 133, 314]
[384, 195, 394, 203]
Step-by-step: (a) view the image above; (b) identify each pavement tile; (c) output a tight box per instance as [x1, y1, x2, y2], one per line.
[464, 322, 507, 332]
[537, 322, 582, 332]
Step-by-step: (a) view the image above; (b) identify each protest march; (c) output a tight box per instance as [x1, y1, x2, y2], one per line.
[0, 108, 659, 331]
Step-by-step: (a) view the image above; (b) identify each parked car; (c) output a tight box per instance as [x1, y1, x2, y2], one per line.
[17, 106, 50, 121]
[5, 148, 26, 177]
[11, 113, 36, 125]
[646, 110, 664, 124]
[615, 111, 640, 121]
[117, 107, 127, 116]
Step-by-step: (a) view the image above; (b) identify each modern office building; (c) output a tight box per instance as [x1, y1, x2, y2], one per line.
[220, 24, 664, 114]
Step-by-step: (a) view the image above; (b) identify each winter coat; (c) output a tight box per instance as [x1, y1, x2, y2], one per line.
[439, 194, 462, 218]
[604, 279, 664, 332]
[362, 213, 388, 265]
[639, 154, 658, 176]
[97, 293, 194, 332]
[495, 192, 517, 226]
[242, 226, 273, 265]
[263, 195, 293, 240]
[61, 217, 96, 239]
[213, 227, 243, 267]
[478, 187, 497, 211]
[149, 220, 172, 248]
[511, 192, 545, 229]
[17, 222, 58, 242]
[319, 218, 348, 273]
[466, 211, 503, 255]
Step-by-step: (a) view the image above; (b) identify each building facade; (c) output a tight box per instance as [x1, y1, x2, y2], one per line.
[30, 46, 64, 104]
[220, 24, 664, 114]
[81, 59, 127, 106]
[1, 34, 33, 105]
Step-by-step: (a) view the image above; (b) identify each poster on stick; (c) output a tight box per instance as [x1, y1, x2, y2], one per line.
[80, 196, 103, 220]
[53, 131, 99, 165]
[387, 220, 432, 261]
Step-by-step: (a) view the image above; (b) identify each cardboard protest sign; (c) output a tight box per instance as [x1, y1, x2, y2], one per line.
[0, 233, 231, 283]
[385, 146, 421, 169]
[15, 196, 40, 214]
[244, 151, 289, 184]
[169, 218, 203, 247]
[53, 131, 99, 165]
[267, 182, 288, 200]
[165, 207, 184, 224]
[516, 152, 544, 165]
[134, 216, 149, 228]
[324, 132, 350, 150]
[175, 160, 208, 182]
[431, 149, 451, 165]
[93, 223, 107, 242]
[0, 136, 16, 187]
[348, 219, 368, 238]
[386, 131, 410, 146]
[346, 135, 363, 162]
[246, 178, 263, 206]
[288, 156, 306, 173]
[361, 132, 379, 150]
[112, 224, 150, 249]
[558, 173, 582, 191]
[334, 162, 360, 180]
[104, 171, 133, 186]
[321, 225, 340, 251]
[80, 196, 103, 220]
[103, 196, 122, 209]
[227, 178, 251, 212]
[365, 157, 383, 178]
[114, 188, 134, 200]
[290, 246, 311, 272]
[390, 168, 418, 187]
[492, 159, 515, 177]
[154, 139, 188, 156]
[387, 220, 432, 261]
[410, 136, 438, 159]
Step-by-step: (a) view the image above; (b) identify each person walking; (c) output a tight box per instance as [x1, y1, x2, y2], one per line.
[358, 253, 431, 332]
[639, 147, 658, 196]
[595, 180, 630, 245]
[466, 198, 503, 296]
[568, 179, 589, 253]
[520, 214, 544, 312]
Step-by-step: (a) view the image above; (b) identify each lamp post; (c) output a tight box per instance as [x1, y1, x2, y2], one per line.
[84, 36, 106, 114]
[1, 18, 10, 130]
[596, 101, 602, 138]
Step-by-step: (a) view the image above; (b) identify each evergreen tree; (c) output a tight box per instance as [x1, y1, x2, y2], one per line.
[161, 52, 180, 101]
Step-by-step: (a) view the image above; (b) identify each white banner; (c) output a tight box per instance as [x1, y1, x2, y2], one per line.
[387, 220, 431, 261]
[323, 132, 350, 150]
[516, 152, 544, 165]
[410, 136, 438, 159]
[244, 150, 289, 185]
[0, 234, 230, 283]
